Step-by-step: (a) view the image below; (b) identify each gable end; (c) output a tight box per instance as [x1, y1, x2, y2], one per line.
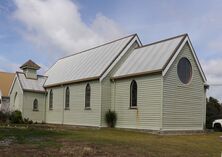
[162, 36, 206, 82]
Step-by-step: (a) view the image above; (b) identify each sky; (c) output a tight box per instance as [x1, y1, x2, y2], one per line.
[0, 0, 221, 101]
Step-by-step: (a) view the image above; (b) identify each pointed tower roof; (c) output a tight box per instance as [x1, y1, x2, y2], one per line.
[20, 60, 41, 70]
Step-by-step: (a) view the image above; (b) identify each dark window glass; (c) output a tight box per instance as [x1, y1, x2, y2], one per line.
[130, 80, 137, 108]
[177, 57, 192, 84]
[85, 84, 91, 108]
[65, 87, 70, 109]
[49, 90, 53, 110]
[33, 99, 38, 111]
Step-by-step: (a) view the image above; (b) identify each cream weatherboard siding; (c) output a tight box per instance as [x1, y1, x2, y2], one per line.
[100, 41, 140, 127]
[24, 69, 37, 79]
[45, 86, 63, 124]
[111, 74, 162, 130]
[162, 43, 205, 131]
[101, 77, 111, 127]
[10, 78, 23, 111]
[45, 80, 101, 127]
[22, 92, 45, 122]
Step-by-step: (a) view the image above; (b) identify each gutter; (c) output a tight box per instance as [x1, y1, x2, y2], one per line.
[44, 77, 99, 88]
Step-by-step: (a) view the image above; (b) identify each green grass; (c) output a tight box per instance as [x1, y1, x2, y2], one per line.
[0, 125, 222, 157]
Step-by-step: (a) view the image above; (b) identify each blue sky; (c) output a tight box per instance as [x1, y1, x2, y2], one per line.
[0, 0, 222, 100]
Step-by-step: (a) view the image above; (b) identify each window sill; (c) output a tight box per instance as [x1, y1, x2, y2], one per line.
[129, 107, 137, 110]
[49, 108, 53, 111]
[33, 109, 39, 112]
[85, 107, 91, 110]
[64, 108, 70, 110]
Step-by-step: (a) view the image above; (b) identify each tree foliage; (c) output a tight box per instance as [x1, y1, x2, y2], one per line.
[206, 97, 222, 129]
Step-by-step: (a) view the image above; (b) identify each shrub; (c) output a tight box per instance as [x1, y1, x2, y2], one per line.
[105, 110, 117, 128]
[9, 110, 23, 124]
[23, 117, 34, 124]
[28, 120, 33, 124]
[0, 111, 10, 123]
[23, 118, 30, 124]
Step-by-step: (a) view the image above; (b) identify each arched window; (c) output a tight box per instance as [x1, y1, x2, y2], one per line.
[130, 80, 137, 108]
[65, 87, 70, 109]
[85, 83, 91, 109]
[14, 92, 17, 104]
[49, 90, 53, 110]
[33, 99, 38, 111]
[14, 92, 18, 108]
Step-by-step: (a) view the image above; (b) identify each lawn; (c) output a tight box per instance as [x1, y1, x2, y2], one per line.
[0, 125, 222, 157]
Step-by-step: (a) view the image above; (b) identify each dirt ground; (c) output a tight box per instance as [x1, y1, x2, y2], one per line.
[0, 139, 150, 157]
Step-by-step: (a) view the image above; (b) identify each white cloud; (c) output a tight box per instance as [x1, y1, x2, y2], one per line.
[201, 59, 222, 84]
[12, 0, 125, 57]
[92, 13, 125, 40]
[202, 58, 222, 103]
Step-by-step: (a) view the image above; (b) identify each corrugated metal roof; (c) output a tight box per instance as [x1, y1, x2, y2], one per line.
[44, 34, 136, 87]
[17, 72, 46, 92]
[0, 72, 15, 96]
[113, 34, 186, 78]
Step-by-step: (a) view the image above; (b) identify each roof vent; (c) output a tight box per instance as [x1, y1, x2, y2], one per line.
[20, 60, 40, 79]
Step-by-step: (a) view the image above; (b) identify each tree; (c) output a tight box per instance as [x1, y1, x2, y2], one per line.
[206, 97, 222, 129]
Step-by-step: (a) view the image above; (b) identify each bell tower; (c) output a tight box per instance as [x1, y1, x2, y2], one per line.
[20, 60, 40, 79]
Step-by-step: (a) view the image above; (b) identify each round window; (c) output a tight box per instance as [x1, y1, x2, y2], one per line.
[177, 57, 192, 84]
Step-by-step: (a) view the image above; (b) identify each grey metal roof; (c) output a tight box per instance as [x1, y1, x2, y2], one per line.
[44, 34, 136, 87]
[17, 72, 46, 92]
[113, 34, 186, 79]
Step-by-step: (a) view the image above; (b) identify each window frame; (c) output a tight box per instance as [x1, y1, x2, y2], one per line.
[85, 83, 91, 110]
[33, 99, 38, 111]
[65, 87, 70, 110]
[49, 90, 53, 110]
[130, 80, 138, 109]
[177, 57, 193, 85]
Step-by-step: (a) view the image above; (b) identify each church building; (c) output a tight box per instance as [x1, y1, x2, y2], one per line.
[9, 34, 207, 131]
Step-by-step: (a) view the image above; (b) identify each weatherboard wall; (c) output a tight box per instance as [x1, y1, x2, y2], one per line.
[45, 80, 101, 127]
[111, 74, 162, 130]
[24, 69, 37, 79]
[45, 86, 63, 124]
[100, 41, 140, 127]
[22, 91, 45, 122]
[10, 77, 23, 112]
[162, 43, 205, 130]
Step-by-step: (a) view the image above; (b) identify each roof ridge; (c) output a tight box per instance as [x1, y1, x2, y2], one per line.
[58, 33, 137, 61]
[135, 33, 188, 50]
